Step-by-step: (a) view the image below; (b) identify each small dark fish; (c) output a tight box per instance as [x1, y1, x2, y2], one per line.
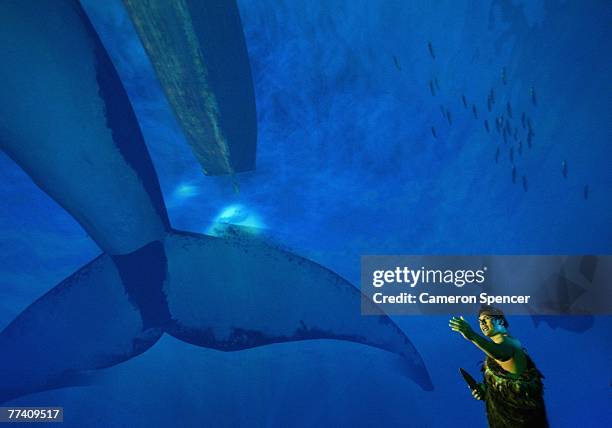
[518, 140, 523, 155]
[583, 185, 589, 200]
[435, 77, 440, 90]
[522, 176, 528, 192]
[501, 67, 507, 85]
[429, 80, 436, 96]
[527, 117, 533, 130]
[487, 96, 492, 112]
[472, 104, 478, 119]
[530, 86, 537, 105]
[513, 127, 518, 141]
[392, 55, 401, 71]
[428, 41, 435, 59]
[527, 132, 533, 148]
[462, 94, 467, 108]
[431, 126, 437, 139]
[521, 112, 526, 128]
[490, 88, 495, 104]
[506, 101, 512, 118]
[509, 147, 514, 163]
[484, 119, 490, 133]
[446, 109, 453, 125]
[512, 166, 516, 184]
[562, 160, 568, 178]
[495, 147, 500, 163]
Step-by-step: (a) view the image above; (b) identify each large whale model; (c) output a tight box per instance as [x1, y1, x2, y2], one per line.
[0, 0, 432, 402]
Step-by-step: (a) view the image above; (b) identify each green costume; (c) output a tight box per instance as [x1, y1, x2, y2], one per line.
[482, 353, 549, 428]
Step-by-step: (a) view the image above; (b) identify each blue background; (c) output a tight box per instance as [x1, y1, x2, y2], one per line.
[1, 0, 610, 426]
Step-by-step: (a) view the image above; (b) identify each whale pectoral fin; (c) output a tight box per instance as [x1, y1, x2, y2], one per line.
[0, 254, 162, 403]
[123, 0, 257, 176]
[162, 231, 433, 391]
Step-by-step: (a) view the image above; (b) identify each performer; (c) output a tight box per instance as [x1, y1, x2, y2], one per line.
[449, 306, 549, 427]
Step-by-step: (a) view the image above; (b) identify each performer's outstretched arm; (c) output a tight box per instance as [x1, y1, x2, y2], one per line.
[449, 317, 515, 361]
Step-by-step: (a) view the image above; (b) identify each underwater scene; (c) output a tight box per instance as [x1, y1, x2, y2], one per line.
[0, 0, 610, 426]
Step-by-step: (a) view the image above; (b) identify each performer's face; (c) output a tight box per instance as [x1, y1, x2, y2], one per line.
[478, 315, 500, 336]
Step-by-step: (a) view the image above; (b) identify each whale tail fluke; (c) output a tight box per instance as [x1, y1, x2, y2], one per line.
[1, 230, 433, 402]
[0, 254, 163, 404]
[162, 230, 434, 391]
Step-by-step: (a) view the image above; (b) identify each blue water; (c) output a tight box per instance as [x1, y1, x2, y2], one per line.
[0, 0, 610, 426]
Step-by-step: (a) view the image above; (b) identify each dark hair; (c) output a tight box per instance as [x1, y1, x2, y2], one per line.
[478, 305, 509, 328]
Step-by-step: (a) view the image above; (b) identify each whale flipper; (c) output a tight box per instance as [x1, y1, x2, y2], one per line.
[123, 0, 257, 175]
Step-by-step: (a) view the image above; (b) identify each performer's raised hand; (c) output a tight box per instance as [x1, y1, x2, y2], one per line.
[449, 316, 476, 341]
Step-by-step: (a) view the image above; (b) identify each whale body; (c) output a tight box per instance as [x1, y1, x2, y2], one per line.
[0, 0, 432, 402]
